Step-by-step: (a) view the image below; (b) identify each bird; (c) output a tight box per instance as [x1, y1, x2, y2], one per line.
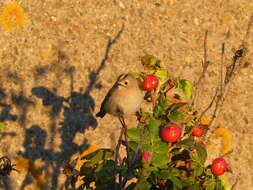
[96, 74, 144, 118]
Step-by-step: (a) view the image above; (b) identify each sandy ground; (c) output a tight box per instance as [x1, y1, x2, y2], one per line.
[0, 0, 253, 189]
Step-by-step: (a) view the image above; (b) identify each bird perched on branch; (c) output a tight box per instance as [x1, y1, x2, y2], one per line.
[96, 74, 144, 118]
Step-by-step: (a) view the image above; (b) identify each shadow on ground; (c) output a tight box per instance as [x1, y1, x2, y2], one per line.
[0, 25, 125, 190]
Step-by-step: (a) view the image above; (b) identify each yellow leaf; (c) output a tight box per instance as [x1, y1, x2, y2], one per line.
[90, 181, 96, 189]
[214, 127, 233, 156]
[80, 144, 100, 157]
[184, 56, 192, 63]
[15, 157, 47, 190]
[206, 142, 216, 152]
[75, 144, 100, 170]
[223, 13, 233, 23]
[15, 157, 29, 171]
[41, 45, 59, 61]
[220, 176, 232, 190]
[200, 117, 211, 125]
[0, 2, 25, 32]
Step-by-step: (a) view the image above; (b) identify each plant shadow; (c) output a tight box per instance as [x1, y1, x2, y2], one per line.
[19, 25, 124, 190]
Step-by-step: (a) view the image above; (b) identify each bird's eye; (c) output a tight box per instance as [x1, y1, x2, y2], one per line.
[124, 81, 128, 85]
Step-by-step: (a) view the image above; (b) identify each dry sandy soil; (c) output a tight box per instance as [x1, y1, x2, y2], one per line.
[0, 0, 253, 189]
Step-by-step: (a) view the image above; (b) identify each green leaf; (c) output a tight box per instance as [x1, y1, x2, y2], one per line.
[155, 69, 168, 80]
[154, 105, 164, 118]
[158, 167, 180, 179]
[170, 168, 180, 176]
[206, 168, 214, 176]
[95, 166, 114, 178]
[150, 57, 158, 66]
[188, 183, 201, 190]
[141, 55, 159, 68]
[134, 180, 151, 190]
[129, 72, 143, 81]
[177, 139, 195, 148]
[170, 176, 183, 189]
[195, 144, 207, 164]
[126, 183, 136, 190]
[0, 123, 7, 131]
[83, 149, 113, 165]
[146, 166, 158, 174]
[177, 79, 193, 98]
[169, 102, 187, 112]
[128, 128, 140, 142]
[168, 110, 186, 123]
[151, 153, 169, 168]
[153, 140, 168, 154]
[158, 170, 171, 179]
[148, 118, 161, 135]
[215, 179, 222, 190]
[203, 178, 216, 190]
[129, 141, 138, 151]
[158, 94, 169, 109]
[194, 164, 204, 176]
[149, 171, 158, 185]
[80, 165, 94, 176]
[142, 143, 153, 152]
[191, 153, 202, 164]
[181, 177, 194, 186]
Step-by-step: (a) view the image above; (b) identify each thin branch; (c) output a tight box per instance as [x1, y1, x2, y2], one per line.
[122, 126, 147, 188]
[231, 173, 240, 190]
[120, 116, 130, 166]
[116, 116, 131, 190]
[192, 31, 210, 106]
[220, 43, 225, 96]
[197, 88, 218, 124]
[114, 122, 124, 188]
[203, 31, 208, 67]
[242, 14, 253, 44]
[204, 14, 253, 142]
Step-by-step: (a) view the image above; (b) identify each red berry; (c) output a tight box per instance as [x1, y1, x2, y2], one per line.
[142, 74, 159, 91]
[160, 123, 182, 143]
[192, 127, 204, 137]
[141, 151, 151, 163]
[211, 158, 229, 176]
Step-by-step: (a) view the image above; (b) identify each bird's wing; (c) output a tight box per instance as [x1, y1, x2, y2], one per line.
[96, 82, 118, 118]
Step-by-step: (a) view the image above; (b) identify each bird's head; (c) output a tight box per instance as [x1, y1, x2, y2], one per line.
[117, 74, 139, 89]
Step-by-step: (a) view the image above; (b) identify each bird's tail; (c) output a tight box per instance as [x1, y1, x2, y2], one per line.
[96, 110, 106, 118]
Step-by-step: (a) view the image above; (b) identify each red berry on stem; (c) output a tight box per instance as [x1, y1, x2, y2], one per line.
[192, 127, 204, 137]
[142, 74, 159, 91]
[160, 123, 182, 143]
[211, 158, 229, 176]
[141, 151, 151, 163]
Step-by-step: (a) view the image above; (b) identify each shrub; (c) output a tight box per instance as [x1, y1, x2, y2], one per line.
[64, 55, 234, 190]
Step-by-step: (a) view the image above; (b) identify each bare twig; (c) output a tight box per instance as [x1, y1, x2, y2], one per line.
[192, 31, 210, 106]
[231, 173, 240, 190]
[197, 88, 218, 124]
[204, 14, 253, 142]
[220, 43, 225, 96]
[114, 123, 124, 188]
[119, 116, 130, 166]
[115, 116, 131, 190]
[122, 129, 147, 188]
[242, 14, 253, 44]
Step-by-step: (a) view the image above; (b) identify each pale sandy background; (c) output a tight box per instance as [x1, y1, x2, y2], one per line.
[0, 0, 253, 189]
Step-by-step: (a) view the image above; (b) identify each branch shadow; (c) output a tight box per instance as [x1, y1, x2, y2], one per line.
[0, 88, 17, 146]
[0, 88, 17, 122]
[0, 176, 13, 190]
[18, 25, 124, 190]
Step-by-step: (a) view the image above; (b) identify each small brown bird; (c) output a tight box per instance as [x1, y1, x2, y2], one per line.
[96, 74, 144, 118]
